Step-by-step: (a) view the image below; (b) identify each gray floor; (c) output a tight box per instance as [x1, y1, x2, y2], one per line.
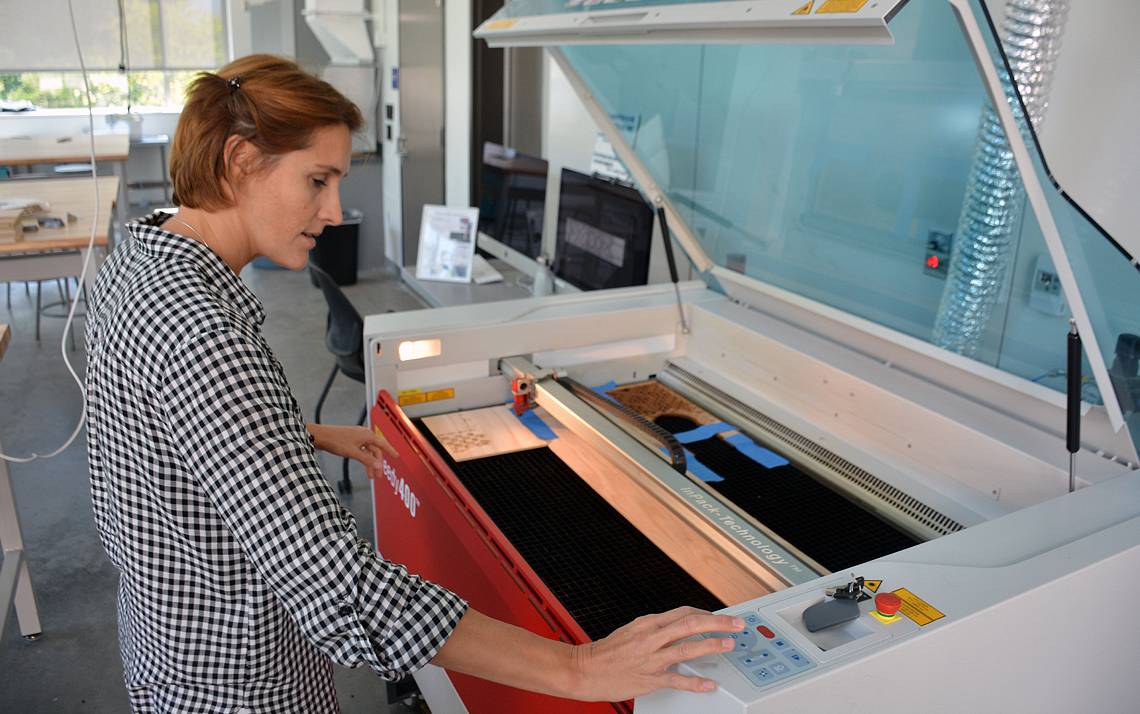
[0, 262, 430, 712]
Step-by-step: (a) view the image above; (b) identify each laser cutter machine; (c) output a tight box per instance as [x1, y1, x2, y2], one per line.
[363, 1, 1140, 711]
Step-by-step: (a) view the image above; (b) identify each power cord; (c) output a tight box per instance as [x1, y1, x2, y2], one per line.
[0, 0, 101, 463]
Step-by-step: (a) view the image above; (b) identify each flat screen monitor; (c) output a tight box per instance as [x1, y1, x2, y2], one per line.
[553, 168, 653, 291]
[478, 142, 548, 258]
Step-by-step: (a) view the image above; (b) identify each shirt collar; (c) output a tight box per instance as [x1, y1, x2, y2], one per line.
[127, 211, 267, 326]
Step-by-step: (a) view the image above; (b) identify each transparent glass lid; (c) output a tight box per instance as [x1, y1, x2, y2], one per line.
[545, 0, 1140, 448]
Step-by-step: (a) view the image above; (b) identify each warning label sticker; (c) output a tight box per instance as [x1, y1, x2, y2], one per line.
[484, 19, 517, 31]
[398, 389, 426, 406]
[398, 388, 455, 406]
[792, 1, 813, 14]
[893, 588, 946, 627]
[817, 0, 869, 13]
[863, 579, 882, 593]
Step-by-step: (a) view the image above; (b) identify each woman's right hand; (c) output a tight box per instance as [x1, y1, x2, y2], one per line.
[568, 606, 745, 701]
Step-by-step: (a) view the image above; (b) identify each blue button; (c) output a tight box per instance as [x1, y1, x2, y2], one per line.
[782, 649, 808, 665]
[737, 640, 751, 651]
[770, 662, 790, 676]
[772, 638, 789, 649]
[744, 613, 761, 626]
[734, 654, 762, 668]
[753, 667, 774, 682]
[756, 649, 773, 659]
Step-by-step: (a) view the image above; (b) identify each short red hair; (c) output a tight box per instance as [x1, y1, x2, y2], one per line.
[169, 54, 363, 210]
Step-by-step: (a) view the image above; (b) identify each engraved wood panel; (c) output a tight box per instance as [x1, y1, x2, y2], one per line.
[606, 380, 719, 426]
[422, 405, 545, 462]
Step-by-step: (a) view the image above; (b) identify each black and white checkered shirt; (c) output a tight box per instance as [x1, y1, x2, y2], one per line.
[85, 213, 466, 713]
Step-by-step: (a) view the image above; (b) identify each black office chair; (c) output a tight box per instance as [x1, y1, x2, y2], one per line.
[309, 262, 368, 495]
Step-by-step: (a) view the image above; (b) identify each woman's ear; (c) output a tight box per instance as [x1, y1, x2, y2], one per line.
[220, 134, 252, 202]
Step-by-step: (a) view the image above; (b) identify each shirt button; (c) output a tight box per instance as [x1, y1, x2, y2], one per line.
[339, 605, 354, 617]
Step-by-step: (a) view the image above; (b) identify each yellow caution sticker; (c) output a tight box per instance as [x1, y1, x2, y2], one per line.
[398, 389, 427, 406]
[425, 387, 455, 403]
[817, 0, 868, 13]
[863, 579, 882, 593]
[893, 588, 945, 627]
[792, 1, 814, 14]
[484, 19, 518, 30]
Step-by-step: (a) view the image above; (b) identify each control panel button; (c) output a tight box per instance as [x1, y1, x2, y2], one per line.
[722, 621, 815, 688]
[783, 649, 810, 667]
[875, 592, 903, 617]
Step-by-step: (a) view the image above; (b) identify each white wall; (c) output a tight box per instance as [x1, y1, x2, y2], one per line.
[1035, 2, 1140, 260]
[444, 0, 472, 210]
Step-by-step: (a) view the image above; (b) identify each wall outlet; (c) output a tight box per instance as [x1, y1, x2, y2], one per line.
[1029, 254, 1066, 316]
[923, 230, 952, 278]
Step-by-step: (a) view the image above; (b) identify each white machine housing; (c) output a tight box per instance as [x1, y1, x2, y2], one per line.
[363, 0, 1140, 710]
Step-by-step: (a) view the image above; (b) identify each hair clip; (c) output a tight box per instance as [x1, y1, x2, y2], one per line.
[227, 76, 242, 93]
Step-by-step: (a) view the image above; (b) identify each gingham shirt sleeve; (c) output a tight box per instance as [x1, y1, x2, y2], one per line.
[158, 327, 467, 680]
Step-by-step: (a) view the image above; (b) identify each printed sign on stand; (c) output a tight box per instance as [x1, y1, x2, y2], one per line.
[415, 205, 480, 283]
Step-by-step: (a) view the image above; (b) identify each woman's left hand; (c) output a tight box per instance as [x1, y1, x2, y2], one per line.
[307, 423, 397, 476]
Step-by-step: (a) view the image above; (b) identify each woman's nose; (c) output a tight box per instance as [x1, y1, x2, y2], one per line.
[319, 192, 343, 226]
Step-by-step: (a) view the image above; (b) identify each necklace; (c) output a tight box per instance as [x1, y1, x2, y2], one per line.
[168, 216, 211, 251]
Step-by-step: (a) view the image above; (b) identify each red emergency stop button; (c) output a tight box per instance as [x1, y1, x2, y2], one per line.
[757, 625, 776, 639]
[875, 592, 902, 617]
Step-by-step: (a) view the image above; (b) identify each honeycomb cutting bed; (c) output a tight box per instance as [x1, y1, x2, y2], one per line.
[418, 423, 723, 640]
[608, 381, 920, 573]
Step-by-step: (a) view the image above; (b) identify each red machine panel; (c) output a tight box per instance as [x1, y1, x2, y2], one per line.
[370, 390, 628, 714]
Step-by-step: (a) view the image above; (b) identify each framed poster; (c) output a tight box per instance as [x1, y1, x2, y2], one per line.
[414, 205, 480, 283]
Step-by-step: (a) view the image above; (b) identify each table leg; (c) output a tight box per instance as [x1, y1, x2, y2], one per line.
[0, 438, 43, 639]
[112, 161, 129, 234]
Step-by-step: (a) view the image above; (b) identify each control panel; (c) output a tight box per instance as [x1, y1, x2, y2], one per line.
[702, 611, 816, 688]
[693, 575, 931, 698]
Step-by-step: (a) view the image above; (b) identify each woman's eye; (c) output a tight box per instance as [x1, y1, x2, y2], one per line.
[312, 177, 328, 188]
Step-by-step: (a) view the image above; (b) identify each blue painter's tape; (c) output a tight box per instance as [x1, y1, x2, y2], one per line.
[590, 381, 621, 404]
[675, 422, 735, 444]
[684, 449, 724, 482]
[656, 446, 723, 482]
[512, 407, 557, 441]
[724, 433, 789, 469]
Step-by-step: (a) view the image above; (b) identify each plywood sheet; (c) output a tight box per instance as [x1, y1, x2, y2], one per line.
[606, 380, 719, 426]
[539, 407, 774, 605]
[422, 405, 545, 462]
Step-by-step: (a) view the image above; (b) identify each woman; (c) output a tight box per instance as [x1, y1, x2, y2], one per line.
[85, 54, 742, 713]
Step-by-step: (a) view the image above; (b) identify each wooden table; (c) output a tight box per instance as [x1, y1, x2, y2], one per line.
[0, 134, 131, 226]
[0, 176, 119, 297]
[0, 322, 44, 639]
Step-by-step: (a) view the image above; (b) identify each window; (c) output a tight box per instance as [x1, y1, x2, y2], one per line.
[0, 0, 227, 110]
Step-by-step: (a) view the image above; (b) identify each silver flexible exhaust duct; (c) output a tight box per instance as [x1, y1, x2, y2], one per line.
[932, 0, 1069, 358]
